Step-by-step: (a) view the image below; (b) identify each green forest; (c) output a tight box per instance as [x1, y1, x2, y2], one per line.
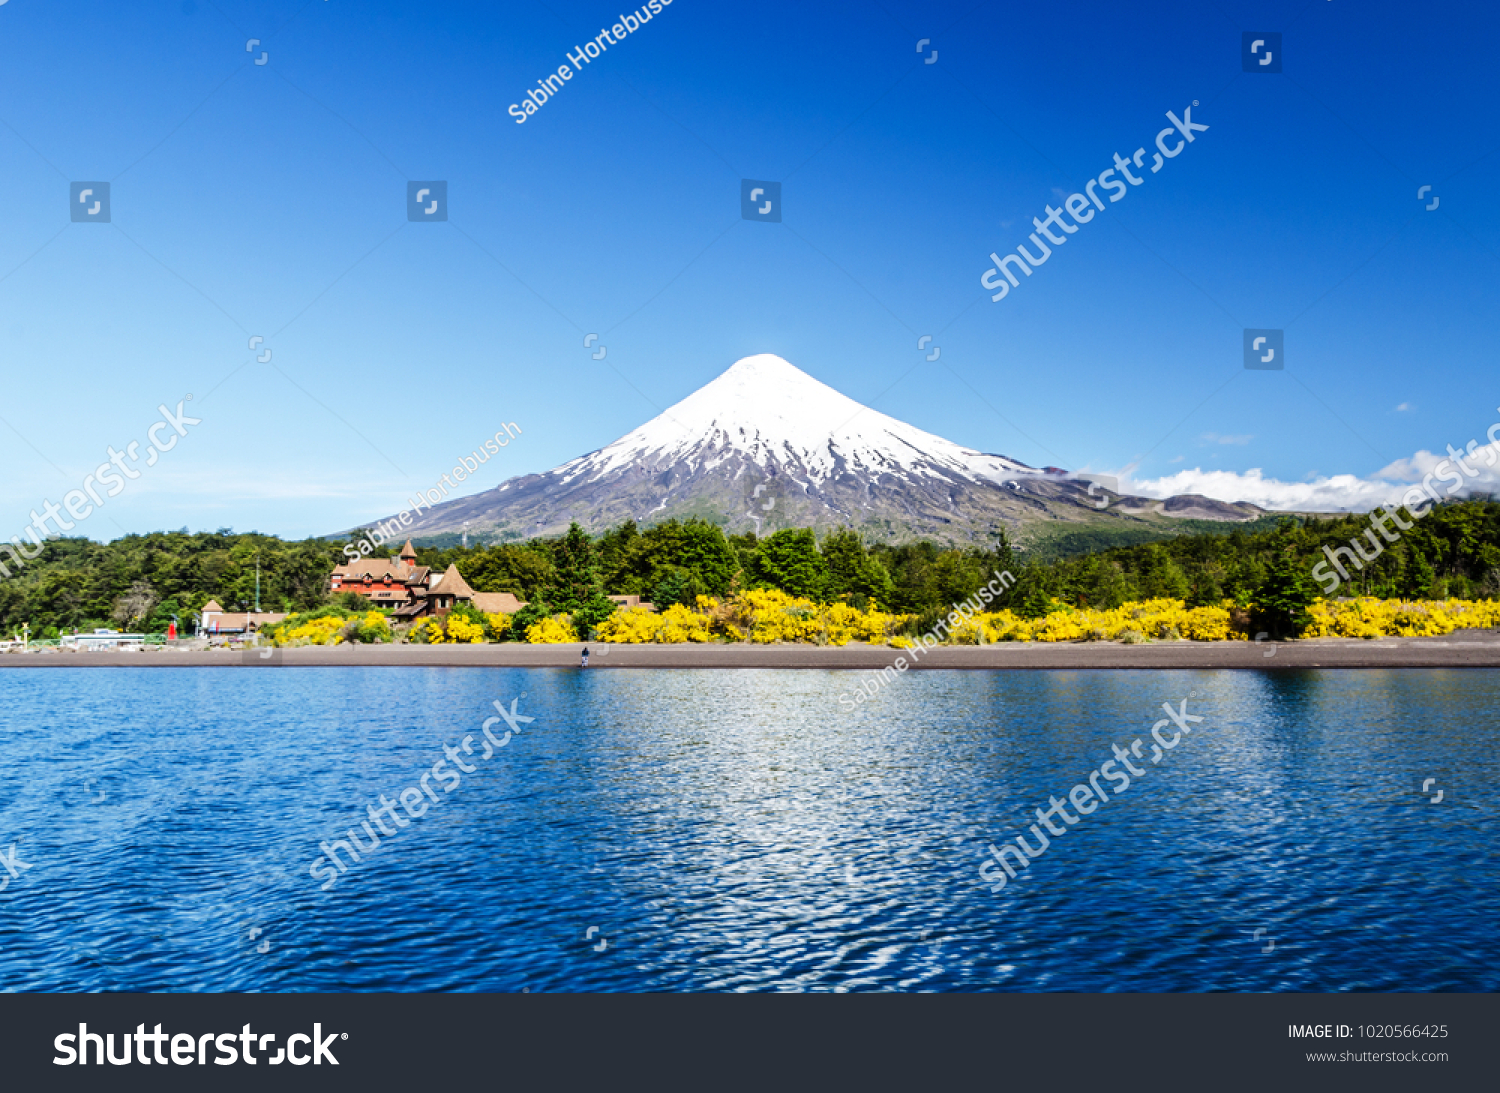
[4, 499, 1498, 638]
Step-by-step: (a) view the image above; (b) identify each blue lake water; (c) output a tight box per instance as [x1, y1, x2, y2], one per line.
[0, 667, 1495, 992]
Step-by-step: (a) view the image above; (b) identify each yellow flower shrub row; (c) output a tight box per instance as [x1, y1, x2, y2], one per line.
[899, 598, 1226, 644]
[594, 590, 913, 646]
[597, 603, 714, 643]
[913, 596, 1498, 644]
[270, 611, 393, 646]
[408, 611, 517, 643]
[396, 595, 1500, 646]
[1304, 597, 1500, 639]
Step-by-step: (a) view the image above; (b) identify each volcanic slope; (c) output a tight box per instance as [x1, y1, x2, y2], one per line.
[369, 353, 1264, 545]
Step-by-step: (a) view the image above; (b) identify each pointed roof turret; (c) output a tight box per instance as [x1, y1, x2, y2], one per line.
[399, 539, 418, 561]
[428, 564, 476, 600]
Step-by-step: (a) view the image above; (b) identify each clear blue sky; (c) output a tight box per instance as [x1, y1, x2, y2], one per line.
[1, 0, 1496, 540]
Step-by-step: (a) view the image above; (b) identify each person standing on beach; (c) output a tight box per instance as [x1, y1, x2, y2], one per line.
[581, 647, 589, 668]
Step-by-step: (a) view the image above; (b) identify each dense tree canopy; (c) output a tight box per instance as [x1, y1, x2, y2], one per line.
[1003, 501, 1500, 610]
[0, 529, 337, 637]
[5, 500, 1497, 638]
[749, 529, 827, 599]
[596, 518, 739, 601]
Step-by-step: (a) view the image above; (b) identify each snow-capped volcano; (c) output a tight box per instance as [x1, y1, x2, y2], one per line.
[368, 353, 1265, 545]
[554, 353, 1034, 488]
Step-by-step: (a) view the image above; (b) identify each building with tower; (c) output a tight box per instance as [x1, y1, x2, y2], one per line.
[330, 540, 526, 620]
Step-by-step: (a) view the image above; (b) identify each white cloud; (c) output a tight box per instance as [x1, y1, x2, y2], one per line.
[1127, 440, 1500, 511]
[1395, 402, 1414, 411]
[1200, 432, 1253, 445]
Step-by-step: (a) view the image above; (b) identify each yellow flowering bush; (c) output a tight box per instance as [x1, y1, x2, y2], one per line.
[691, 595, 749, 641]
[283, 615, 346, 645]
[446, 615, 486, 643]
[823, 601, 900, 645]
[595, 604, 714, 643]
[397, 591, 1499, 647]
[946, 614, 986, 644]
[922, 596, 1499, 644]
[985, 613, 1034, 642]
[266, 608, 394, 646]
[1032, 610, 1091, 643]
[851, 603, 905, 643]
[348, 610, 393, 644]
[932, 599, 1225, 644]
[655, 603, 715, 643]
[735, 589, 912, 645]
[736, 588, 823, 643]
[594, 590, 913, 646]
[1180, 606, 1234, 642]
[595, 606, 662, 643]
[408, 617, 446, 643]
[1304, 597, 1500, 639]
[525, 613, 579, 643]
[408, 612, 491, 644]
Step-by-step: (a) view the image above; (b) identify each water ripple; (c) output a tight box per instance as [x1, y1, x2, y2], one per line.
[0, 667, 1495, 991]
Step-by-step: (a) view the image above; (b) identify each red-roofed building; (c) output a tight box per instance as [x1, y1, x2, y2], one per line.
[332, 542, 528, 621]
[331, 540, 430, 607]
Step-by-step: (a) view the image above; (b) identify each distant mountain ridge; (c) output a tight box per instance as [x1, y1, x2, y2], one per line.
[359, 354, 1270, 546]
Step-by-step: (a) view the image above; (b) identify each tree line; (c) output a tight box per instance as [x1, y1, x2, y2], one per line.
[5, 500, 1497, 638]
[0, 529, 336, 638]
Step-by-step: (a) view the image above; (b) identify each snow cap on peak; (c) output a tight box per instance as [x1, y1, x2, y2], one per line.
[691, 353, 856, 414]
[721, 353, 806, 378]
[555, 351, 1033, 485]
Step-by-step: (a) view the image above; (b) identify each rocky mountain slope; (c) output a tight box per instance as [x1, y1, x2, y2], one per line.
[367, 354, 1268, 546]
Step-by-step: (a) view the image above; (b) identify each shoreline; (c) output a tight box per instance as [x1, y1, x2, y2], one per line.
[3, 632, 1500, 668]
